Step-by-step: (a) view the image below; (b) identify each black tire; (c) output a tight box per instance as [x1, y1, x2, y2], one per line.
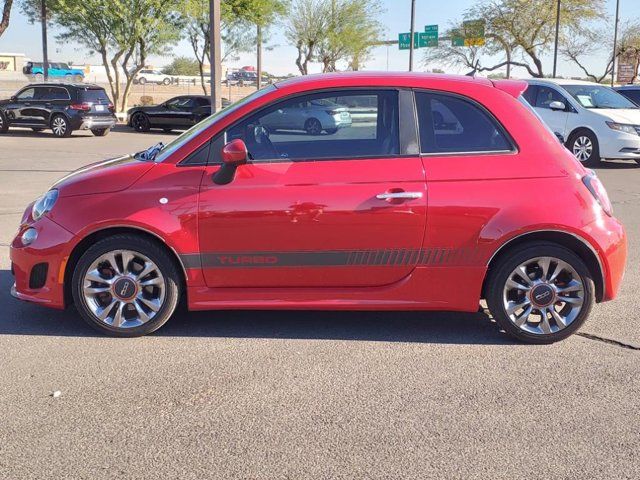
[567, 129, 601, 167]
[162, 77, 171, 85]
[304, 118, 323, 135]
[31, 127, 45, 132]
[71, 234, 181, 337]
[91, 128, 110, 137]
[0, 111, 8, 133]
[325, 128, 338, 135]
[138, 77, 147, 85]
[486, 242, 595, 344]
[74, 75, 84, 83]
[131, 112, 151, 132]
[50, 114, 72, 138]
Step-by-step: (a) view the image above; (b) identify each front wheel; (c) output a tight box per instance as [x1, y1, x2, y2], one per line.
[131, 112, 150, 132]
[567, 130, 601, 167]
[72, 234, 181, 337]
[51, 115, 72, 137]
[0, 111, 8, 133]
[305, 118, 323, 135]
[486, 242, 594, 344]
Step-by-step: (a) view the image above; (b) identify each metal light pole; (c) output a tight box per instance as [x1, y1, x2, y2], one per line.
[209, 0, 222, 112]
[552, 0, 561, 78]
[611, 0, 620, 87]
[40, 0, 49, 82]
[409, 0, 416, 71]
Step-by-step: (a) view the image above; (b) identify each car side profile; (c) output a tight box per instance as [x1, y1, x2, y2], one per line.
[524, 78, 640, 166]
[134, 69, 173, 85]
[23, 61, 85, 82]
[127, 95, 212, 133]
[10, 73, 627, 343]
[0, 83, 117, 137]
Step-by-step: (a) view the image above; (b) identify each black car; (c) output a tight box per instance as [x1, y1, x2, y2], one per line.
[0, 83, 117, 137]
[127, 95, 212, 132]
[614, 85, 640, 106]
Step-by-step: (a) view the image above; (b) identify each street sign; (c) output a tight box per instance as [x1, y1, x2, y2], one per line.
[424, 24, 438, 47]
[617, 63, 635, 84]
[399, 32, 419, 50]
[451, 20, 486, 47]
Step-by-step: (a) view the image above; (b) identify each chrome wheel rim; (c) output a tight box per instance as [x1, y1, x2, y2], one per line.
[307, 119, 321, 135]
[572, 136, 592, 162]
[52, 117, 66, 136]
[82, 250, 165, 329]
[502, 256, 584, 335]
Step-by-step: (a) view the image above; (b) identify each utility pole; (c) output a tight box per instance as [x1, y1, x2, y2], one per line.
[257, 25, 262, 90]
[611, 0, 620, 87]
[40, 0, 49, 82]
[209, 0, 222, 112]
[409, 0, 416, 71]
[552, 0, 560, 78]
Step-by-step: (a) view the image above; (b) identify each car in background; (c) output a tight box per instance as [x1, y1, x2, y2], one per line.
[134, 69, 173, 86]
[0, 83, 116, 137]
[10, 73, 627, 344]
[614, 85, 640, 107]
[523, 79, 640, 166]
[23, 62, 84, 82]
[260, 97, 352, 135]
[127, 95, 212, 132]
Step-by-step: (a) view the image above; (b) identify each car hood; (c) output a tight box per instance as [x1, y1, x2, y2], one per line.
[592, 108, 640, 124]
[52, 155, 154, 197]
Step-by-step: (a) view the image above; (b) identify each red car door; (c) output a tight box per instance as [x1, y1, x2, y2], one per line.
[197, 89, 427, 288]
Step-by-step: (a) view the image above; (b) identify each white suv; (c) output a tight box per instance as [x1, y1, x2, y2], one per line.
[134, 69, 173, 86]
[524, 78, 640, 166]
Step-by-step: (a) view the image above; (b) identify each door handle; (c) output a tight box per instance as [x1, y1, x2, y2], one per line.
[376, 192, 423, 200]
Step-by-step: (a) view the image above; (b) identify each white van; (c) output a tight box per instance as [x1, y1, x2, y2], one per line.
[524, 79, 640, 166]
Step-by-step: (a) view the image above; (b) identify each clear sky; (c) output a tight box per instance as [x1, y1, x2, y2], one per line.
[1, 0, 639, 78]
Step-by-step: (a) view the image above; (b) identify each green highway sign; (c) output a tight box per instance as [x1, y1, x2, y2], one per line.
[423, 24, 438, 47]
[399, 32, 419, 50]
[451, 19, 486, 47]
[399, 25, 439, 50]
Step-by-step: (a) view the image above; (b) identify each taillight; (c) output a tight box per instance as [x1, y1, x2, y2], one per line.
[582, 171, 612, 216]
[69, 103, 91, 111]
[108, 102, 115, 113]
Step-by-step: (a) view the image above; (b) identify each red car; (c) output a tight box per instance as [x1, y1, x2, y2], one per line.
[10, 73, 627, 343]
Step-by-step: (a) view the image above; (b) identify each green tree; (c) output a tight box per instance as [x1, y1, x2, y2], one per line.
[0, 1, 13, 38]
[23, 0, 183, 112]
[285, 0, 328, 75]
[424, 0, 604, 78]
[163, 56, 201, 75]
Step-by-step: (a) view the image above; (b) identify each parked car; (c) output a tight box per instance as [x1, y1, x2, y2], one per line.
[0, 83, 116, 137]
[10, 72, 626, 343]
[134, 69, 173, 86]
[523, 79, 640, 166]
[260, 98, 352, 135]
[127, 95, 212, 132]
[614, 85, 640, 107]
[23, 62, 84, 82]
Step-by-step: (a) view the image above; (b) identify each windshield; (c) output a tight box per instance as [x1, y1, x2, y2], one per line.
[562, 84, 638, 109]
[154, 85, 277, 163]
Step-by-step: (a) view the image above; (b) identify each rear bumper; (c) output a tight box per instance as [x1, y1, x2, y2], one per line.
[584, 215, 627, 301]
[76, 116, 117, 131]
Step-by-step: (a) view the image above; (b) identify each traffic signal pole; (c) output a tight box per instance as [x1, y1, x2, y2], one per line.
[209, 0, 222, 112]
[409, 0, 416, 71]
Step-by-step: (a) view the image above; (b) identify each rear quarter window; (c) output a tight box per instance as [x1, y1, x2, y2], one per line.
[79, 88, 110, 103]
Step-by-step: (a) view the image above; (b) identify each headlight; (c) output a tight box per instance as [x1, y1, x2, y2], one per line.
[32, 189, 59, 221]
[606, 121, 640, 136]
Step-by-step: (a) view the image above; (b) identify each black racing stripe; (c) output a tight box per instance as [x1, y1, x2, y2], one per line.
[179, 248, 478, 269]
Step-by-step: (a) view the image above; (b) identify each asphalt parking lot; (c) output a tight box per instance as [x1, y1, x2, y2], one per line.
[0, 128, 638, 479]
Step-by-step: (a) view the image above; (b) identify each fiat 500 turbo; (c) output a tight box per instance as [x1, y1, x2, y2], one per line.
[10, 73, 627, 343]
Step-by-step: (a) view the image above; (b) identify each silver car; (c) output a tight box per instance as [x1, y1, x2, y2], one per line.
[260, 98, 352, 135]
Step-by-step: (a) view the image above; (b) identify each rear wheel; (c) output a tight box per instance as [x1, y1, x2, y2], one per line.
[74, 75, 84, 83]
[72, 234, 181, 337]
[131, 112, 150, 132]
[305, 118, 323, 135]
[0, 111, 8, 133]
[138, 77, 147, 85]
[162, 77, 171, 85]
[486, 242, 594, 344]
[567, 129, 601, 167]
[51, 115, 72, 137]
[91, 128, 110, 137]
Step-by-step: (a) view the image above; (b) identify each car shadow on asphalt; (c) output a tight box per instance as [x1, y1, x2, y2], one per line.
[595, 160, 640, 169]
[0, 270, 513, 345]
[111, 125, 181, 136]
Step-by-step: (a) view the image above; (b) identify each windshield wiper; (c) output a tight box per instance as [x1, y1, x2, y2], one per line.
[134, 142, 165, 162]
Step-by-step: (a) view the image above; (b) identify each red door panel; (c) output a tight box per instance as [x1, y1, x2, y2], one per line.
[197, 157, 427, 288]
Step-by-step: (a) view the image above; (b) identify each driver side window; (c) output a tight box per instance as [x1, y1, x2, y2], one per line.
[17, 88, 35, 101]
[225, 89, 399, 162]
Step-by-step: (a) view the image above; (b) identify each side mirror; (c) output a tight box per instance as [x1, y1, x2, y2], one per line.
[549, 101, 566, 111]
[10, 96, 16, 102]
[213, 139, 248, 185]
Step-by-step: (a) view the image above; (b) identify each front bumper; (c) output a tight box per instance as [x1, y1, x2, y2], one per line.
[78, 116, 117, 131]
[599, 131, 640, 160]
[9, 215, 77, 310]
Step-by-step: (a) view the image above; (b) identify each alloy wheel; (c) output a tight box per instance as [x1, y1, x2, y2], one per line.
[502, 256, 585, 335]
[52, 117, 67, 136]
[572, 136, 593, 162]
[82, 249, 166, 329]
[306, 119, 322, 135]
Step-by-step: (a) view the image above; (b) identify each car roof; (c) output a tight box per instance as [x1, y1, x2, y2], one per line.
[25, 82, 103, 89]
[614, 85, 640, 90]
[274, 71, 527, 98]
[525, 78, 602, 86]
